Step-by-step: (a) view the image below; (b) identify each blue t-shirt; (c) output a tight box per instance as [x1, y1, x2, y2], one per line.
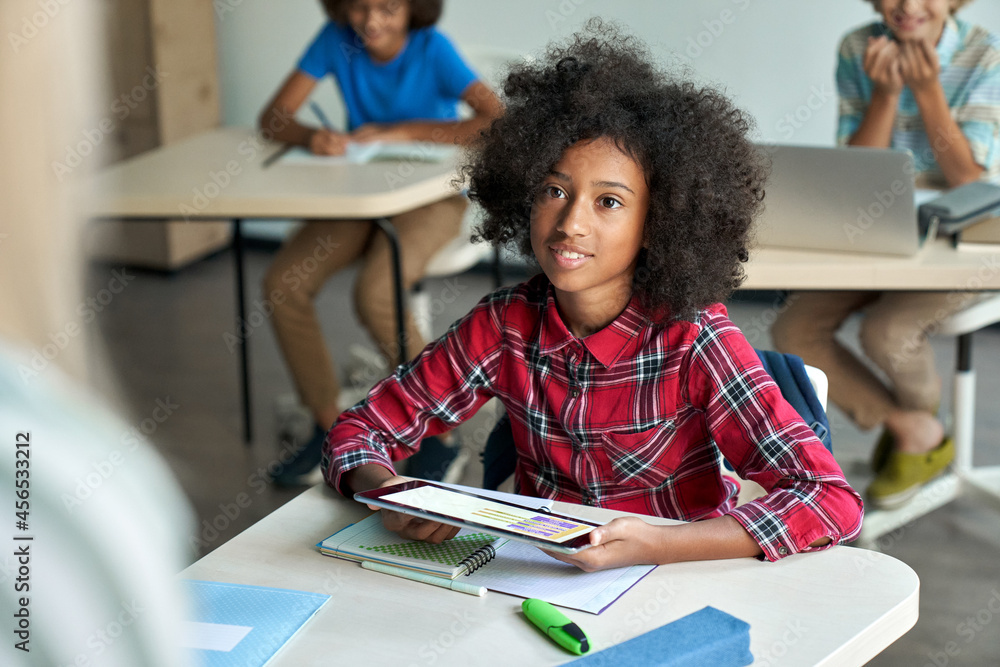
[297, 23, 479, 131]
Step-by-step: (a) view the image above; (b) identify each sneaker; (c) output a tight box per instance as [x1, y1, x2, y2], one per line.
[866, 437, 955, 510]
[401, 435, 461, 482]
[273, 424, 327, 487]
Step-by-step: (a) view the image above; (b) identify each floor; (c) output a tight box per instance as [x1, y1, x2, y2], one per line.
[88, 244, 1000, 666]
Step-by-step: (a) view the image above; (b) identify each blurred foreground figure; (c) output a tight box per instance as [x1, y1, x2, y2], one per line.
[0, 1, 194, 665]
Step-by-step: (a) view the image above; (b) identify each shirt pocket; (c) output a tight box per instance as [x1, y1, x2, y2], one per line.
[600, 420, 680, 488]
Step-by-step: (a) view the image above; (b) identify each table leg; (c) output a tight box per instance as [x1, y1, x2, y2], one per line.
[953, 333, 974, 474]
[371, 218, 406, 368]
[233, 219, 253, 444]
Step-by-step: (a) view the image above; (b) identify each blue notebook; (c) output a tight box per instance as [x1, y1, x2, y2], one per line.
[180, 580, 331, 667]
[569, 606, 753, 666]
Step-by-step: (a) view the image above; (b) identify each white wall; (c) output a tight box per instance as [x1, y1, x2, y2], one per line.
[214, 0, 1000, 237]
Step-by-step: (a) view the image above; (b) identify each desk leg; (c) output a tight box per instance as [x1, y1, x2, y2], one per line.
[233, 219, 253, 445]
[371, 218, 406, 368]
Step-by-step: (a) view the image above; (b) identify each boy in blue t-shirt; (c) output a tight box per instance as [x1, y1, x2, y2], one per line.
[258, 0, 502, 485]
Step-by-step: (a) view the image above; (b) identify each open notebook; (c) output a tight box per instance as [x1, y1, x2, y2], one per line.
[319, 513, 655, 614]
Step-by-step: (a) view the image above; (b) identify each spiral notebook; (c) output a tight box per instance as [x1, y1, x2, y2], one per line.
[318, 513, 655, 614]
[318, 513, 507, 579]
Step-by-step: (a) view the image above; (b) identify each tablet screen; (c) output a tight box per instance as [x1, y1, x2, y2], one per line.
[356, 481, 600, 552]
[382, 486, 593, 544]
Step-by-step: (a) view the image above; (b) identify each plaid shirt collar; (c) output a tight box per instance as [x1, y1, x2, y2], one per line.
[537, 282, 650, 369]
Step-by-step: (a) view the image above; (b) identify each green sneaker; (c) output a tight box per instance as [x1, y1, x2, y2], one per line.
[870, 429, 894, 474]
[867, 437, 955, 510]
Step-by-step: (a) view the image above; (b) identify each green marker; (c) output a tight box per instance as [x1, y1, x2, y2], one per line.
[522, 598, 591, 655]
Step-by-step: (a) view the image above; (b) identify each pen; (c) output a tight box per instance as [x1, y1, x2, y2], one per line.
[522, 598, 590, 655]
[310, 101, 334, 130]
[361, 561, 487, 597]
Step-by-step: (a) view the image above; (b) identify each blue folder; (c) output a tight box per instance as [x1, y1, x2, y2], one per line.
[569, 606, 753, 667]
[182, 580, 331, 667]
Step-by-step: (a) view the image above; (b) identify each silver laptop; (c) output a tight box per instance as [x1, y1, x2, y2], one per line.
[754, 145, 921, 256]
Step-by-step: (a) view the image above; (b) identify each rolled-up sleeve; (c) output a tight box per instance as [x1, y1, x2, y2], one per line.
[321, 293, 506, 494]
[685, 318, 864, 561]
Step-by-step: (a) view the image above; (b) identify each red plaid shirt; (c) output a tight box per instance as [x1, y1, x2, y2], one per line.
[324, 276, 863, 561]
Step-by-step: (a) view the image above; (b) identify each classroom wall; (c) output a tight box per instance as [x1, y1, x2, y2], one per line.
[214, 0, 1000, 237]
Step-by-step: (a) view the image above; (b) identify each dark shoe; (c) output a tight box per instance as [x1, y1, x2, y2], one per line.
[402, 435, 460, 481]
[273, 424, 326, 487]
[870, 429, 894, 474]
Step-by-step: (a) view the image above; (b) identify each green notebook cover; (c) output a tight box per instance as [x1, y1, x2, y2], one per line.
[318, 513, 507, 579]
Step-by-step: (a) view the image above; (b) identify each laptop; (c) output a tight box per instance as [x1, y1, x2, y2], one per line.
[754, 144, 922, 256]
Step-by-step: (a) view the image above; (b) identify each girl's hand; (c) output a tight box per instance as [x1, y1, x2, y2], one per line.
[542, 517, 663, 572]
[899, 39, 941, 94]
[309, 128, 348, 155]
[863, 36, 903, 96]
[351, 122, 413, 142]
[366, 475, 461, 544]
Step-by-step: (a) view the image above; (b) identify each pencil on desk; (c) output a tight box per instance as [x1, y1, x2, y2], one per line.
[261, 144, 291, 168]
[361, 561, 487, 597]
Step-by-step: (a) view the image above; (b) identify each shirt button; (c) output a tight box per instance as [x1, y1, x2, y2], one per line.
[570, 388, 581, 398]
[778, 546, 788, 556]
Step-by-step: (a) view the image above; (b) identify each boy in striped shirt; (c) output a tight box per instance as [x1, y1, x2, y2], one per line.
[774, 0, 1000, 510]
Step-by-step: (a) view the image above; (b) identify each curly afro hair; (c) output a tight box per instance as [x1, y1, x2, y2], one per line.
[464, 19, 768, 323]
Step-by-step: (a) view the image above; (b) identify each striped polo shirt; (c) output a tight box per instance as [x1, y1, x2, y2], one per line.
[836, 17, 1000, 185]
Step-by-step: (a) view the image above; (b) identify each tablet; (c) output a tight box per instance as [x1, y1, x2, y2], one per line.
[355, 480, 601, 554]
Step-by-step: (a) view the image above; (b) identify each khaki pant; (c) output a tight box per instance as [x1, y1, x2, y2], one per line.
[771, 290, 977, 430]
[262, 195, 467, 420]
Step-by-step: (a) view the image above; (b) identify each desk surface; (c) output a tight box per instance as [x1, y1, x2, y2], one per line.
[88, 127, 461, 220]
[182, 485, 918, 666]
[745, 240, 1000, 291]
[88, 127, 999, 292]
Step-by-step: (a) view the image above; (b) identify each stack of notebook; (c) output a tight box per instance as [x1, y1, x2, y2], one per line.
[318, 513, 655, 614]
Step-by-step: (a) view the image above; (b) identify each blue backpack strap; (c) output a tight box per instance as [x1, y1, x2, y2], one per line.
[754, 349, 833, 452]
[482, 413, 517, 491]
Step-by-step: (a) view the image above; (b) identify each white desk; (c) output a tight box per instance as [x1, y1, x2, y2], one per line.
[182, 485, 918, 666]
[744, 240, 1000, 291]
[742, 241, 1000, 548]
[88, 127, 462, 441]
